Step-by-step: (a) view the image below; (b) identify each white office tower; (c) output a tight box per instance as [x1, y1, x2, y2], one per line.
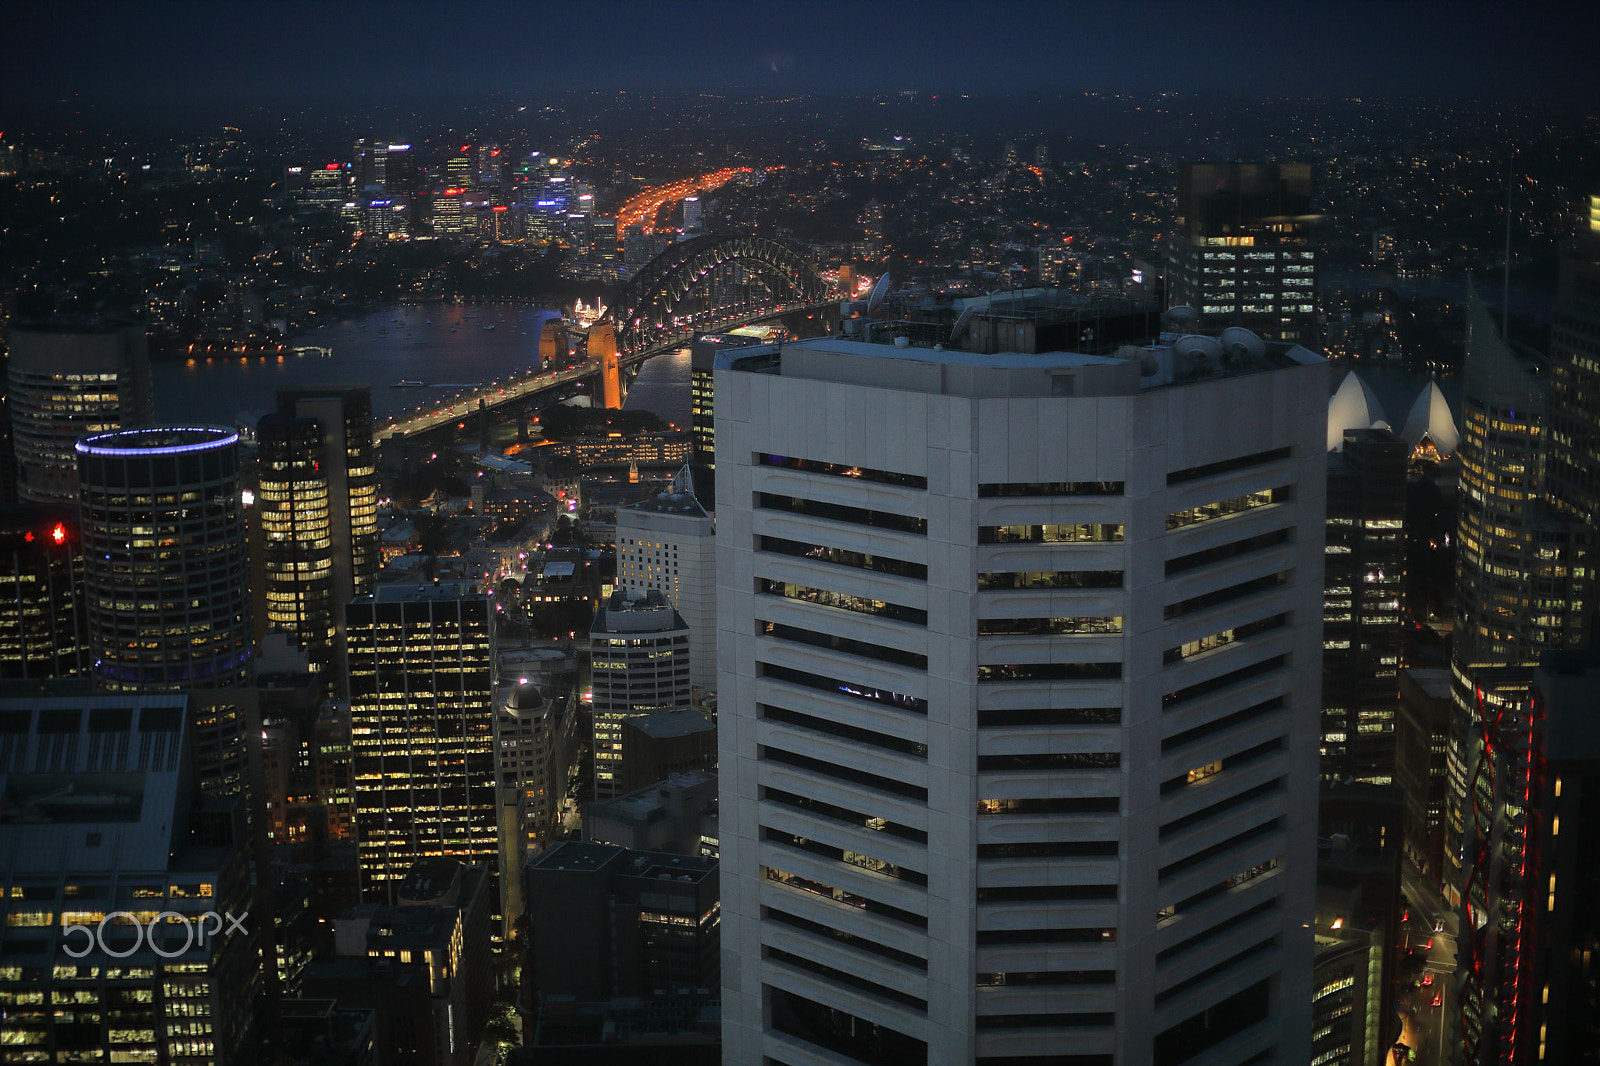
[616, 465, 718, 693]
[716, 333, 1326, 1065]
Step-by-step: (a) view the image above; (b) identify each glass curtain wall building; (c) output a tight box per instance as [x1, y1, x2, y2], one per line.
[345, 583, 497, 899]
[255, 385, 377, 684]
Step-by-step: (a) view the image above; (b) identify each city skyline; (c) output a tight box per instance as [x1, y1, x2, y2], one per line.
[3, 14, 1600, 1056]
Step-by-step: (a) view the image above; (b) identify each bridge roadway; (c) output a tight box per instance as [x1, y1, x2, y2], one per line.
[374, 300, 836, 441]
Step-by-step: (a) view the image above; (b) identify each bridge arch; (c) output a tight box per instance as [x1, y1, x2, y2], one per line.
[605, 233, 831, 352]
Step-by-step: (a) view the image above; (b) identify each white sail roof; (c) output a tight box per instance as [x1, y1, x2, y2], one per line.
[1327, 370, 1384, 451]
[1402, 379, 1460, 456]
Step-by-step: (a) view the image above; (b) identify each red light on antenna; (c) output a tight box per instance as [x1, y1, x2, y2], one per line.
[23, 531, 33, 542]
[51, 524, 65, 544]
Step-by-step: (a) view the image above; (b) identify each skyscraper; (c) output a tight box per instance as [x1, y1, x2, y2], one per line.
[1322, 427, 1407, 783]
[1545, 193, 1600, 602]
[75, 426, 252, 691]
[0, 690, 262, 1065]
[1514, 653, 1600, 1064]
[1447, 294, 1595, 1063]
[1451, 211, 1600, 1064]
[7, 320, 153, 506]
[345, 583, 497, 898]
[0, 506, 84, 679]
[616, 466, 718, 693]
[254, 385, 378, 683]
[689, 331, 764, 512]
[1447, 295, 1593, 903]
[589, 589, 692, 801]
[1166, 162, 1319, 345]
[716, 329, 1327, 1063]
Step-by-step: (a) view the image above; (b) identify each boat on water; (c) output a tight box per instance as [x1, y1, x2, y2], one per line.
[391, 380, 426, 388]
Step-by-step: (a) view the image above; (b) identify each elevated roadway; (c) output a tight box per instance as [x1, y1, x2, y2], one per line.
[374, 300, 835, 441]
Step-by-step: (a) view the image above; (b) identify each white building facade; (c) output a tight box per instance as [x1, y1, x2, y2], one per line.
[716, 335, 1326, 1065]
[590, 589, 693, 800]
[616, 467, 718, 693]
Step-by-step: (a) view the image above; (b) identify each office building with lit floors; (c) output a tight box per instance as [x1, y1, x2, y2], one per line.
[1447, 297, 1593, 1065]
[6, 319, 153, 506]
[0, 506, 85, 679]
[616, 465, 718, 693]
[716, 330, 1327, 1065]
[75, 427, 253, 691]
[1166, 162, 1318, 345]
[345, 582, 497, 899]
[590, 589, 692, 801]
[0, 691, 262, 1065]
[1321, 427, 1407, 783]
[253, 385, 379, 685]
[1508, 654, 1600, 1064]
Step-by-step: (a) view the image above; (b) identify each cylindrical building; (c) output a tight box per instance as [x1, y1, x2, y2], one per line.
[76, 426, 252, 690]
[8, 321, 154, 506]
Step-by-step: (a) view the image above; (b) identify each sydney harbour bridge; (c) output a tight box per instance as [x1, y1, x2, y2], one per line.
[377, 233, 837, 441]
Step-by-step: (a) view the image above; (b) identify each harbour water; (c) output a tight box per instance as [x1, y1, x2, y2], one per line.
[149, 304, 564, 427]
[150, 311, 1453, 448]
[622, 348, 691, 430]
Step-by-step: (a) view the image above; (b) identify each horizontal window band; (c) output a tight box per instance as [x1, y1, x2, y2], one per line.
[765, 906, 927, 969]
[758, 535, 927, 580]
[762, 745, 928, 801]
[978, 707, 1120, 727]
[763, 786, 928, 844]
[1167, 447, 1292, 486]
[761, 620, 928, 671]
[759, 578, 927, 626]
[980, 481, 1124, 497]
[1166, 527, 1291, 576]
[763, 945, 928, 1012]
[757, 492, 926, 535]
[978, 570, 1123, 591]
[759, 661, 927, 714]
[758, 453, 926, 490]
[762, 704, 927, 758]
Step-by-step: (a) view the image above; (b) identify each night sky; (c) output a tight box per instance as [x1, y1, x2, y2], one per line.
[4, 0, 1599, 119]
